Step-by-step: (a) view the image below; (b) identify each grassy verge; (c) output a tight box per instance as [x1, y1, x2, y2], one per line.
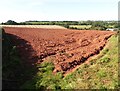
[59, 34, 118, 89]
[2, 28, 21, 89]
[21, 33, 118, 90]
[2, 28, 36, 89]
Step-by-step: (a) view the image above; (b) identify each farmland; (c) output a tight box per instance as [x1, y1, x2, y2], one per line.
[69, 25, 92, 30]
[0, 25, 66, 29]
[2, 26, 118, 90]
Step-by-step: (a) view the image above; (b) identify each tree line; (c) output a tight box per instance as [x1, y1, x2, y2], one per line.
[1, 20, 118, 30]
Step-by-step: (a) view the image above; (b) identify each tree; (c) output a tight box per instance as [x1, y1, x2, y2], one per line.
[5, 20, 18, 25]
[64, 24, 69, 28]
[1, 22, 4, 25]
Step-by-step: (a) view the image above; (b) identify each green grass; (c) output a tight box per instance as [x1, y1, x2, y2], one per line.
[69, 25, 92, 29]
[20, 33, 118, 90]
[21, 61, 63, 90]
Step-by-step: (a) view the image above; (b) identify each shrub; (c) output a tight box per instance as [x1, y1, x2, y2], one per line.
[97, 70, 107, 77]
[99, 57, 110, 63]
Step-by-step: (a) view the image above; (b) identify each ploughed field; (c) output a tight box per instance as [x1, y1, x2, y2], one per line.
[4, 27, 115, 74]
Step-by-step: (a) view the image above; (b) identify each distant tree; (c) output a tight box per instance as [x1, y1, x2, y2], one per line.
[63, 24, 69, 28]
[19, 22, 26, 25]
[5, 20, 18, 25]
[50, 22, 55, 25]
[1, 22, 4, 25]
[114, 24, 118, 28]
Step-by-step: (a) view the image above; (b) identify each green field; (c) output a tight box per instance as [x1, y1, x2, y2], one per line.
[21, 34, 118, 89]
[25, 21, 50, 25]
[69, 25, 92, 29]
[107, 25, 115, 28]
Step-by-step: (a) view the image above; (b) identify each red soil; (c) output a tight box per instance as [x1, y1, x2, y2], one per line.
[4, 27, 115, 74]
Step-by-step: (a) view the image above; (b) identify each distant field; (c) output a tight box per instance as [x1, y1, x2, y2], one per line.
[69, 25, 92, 29]
[107, 25, 115, 28]
[25, 22, 49, 25]
[0, 25, 66, 29]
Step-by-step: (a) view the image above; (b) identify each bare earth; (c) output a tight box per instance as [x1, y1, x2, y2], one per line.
[4, 27, 115, 74]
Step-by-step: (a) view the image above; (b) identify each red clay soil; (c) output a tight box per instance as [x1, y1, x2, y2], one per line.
[4, 27, 115, 74]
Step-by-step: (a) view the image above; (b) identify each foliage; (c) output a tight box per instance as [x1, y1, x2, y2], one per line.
[1, 20, 118, 31]
[3, 20, 18, 25]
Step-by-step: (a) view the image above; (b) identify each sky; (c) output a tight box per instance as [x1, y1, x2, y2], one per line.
[0, 0, 119, 22]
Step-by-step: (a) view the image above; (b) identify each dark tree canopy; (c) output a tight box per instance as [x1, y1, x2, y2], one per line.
[5, 20, 18, 25]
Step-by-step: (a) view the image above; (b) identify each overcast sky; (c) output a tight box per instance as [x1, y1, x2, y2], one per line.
[0, 0, 119, 22]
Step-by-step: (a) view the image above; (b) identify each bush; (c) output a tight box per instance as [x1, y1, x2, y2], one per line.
[97, 70, 107, 77]
[99, 57, 110, 63]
